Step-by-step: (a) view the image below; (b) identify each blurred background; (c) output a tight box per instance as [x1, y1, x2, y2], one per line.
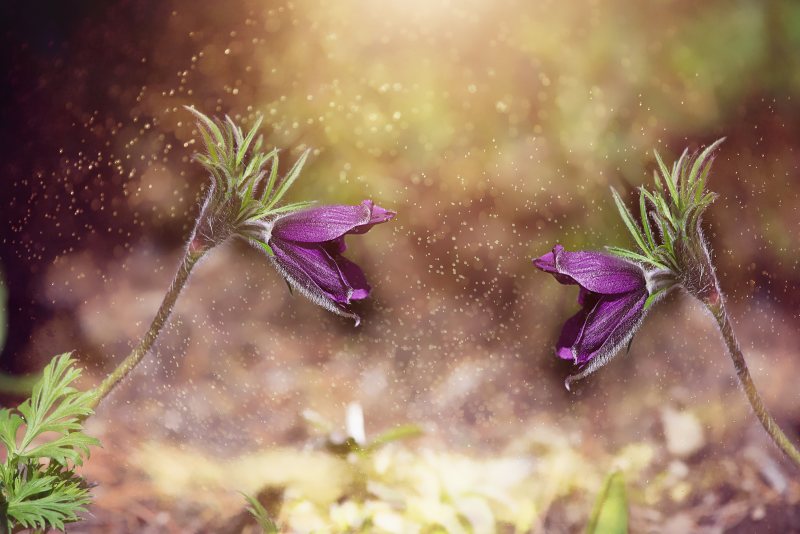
[2, 0, 800, 531]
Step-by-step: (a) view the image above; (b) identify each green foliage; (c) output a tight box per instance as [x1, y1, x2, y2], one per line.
[242, 492, 279, 533]
[186, 106, 314, 239]
[609, 138, 725, 271]
[0, 353, 100, 532]
[586, 471, 628, 534]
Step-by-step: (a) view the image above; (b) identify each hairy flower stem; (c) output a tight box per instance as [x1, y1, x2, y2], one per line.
[88, 245, 208, 410]
[706, 295, 800, 468]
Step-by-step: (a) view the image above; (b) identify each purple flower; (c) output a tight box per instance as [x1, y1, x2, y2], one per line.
[263, 200, 395, 324]
[533, 245, 650, 385]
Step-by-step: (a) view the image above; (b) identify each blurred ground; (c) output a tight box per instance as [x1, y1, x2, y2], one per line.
[2, 0, 800, 532]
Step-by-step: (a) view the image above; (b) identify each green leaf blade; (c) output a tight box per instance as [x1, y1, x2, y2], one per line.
[260, 151, 281, 203]
[246, 200, 316, 223]
[638, 188, 656, 251]
[654, 150, 681, 211]
[236, 115, 264, 167]
[610, 188, 650, 256]
[605, 246, 667, 270]
[266, 149, 311, 209]
[242, 492, 279, 533]
[254, 240, 275, 257]
[186, 106, 225, 157]
[586, 471, 628, 534]
[691, 137, 725, 202]
[364, 424, 424, 454]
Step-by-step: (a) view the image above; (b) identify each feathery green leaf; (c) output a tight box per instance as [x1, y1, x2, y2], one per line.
[0, 353, 99, 532]
[6, 475, 91, 531]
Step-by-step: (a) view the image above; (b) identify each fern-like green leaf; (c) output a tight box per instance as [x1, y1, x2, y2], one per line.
[17, 354, 99, 459]
[0, 410, 23, 455]
[23, 432, 99, 466]
[0, 353, 100, 532]
[6, 475, 91, 531]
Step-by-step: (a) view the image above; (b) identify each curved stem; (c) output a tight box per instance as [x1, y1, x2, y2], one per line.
[89, 246, 207, 410]
[706, 297, 800, 468]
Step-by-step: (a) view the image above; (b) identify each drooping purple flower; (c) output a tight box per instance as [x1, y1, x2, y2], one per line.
[533, 244, 651, 386]
[262, 200, 395, 324]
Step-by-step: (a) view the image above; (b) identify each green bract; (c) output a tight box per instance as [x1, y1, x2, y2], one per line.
[0, 353, 99, 531]
[186, 106, 314, 253]
[608, 138, 724, 272]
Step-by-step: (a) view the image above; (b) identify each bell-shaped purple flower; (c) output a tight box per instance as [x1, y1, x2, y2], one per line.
[263, 200, 395, 324]
[534, 245, 651, 386]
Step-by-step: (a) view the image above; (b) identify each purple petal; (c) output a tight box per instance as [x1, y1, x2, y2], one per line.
[532, 246, 576, 286]
[267, 240, 360, 323]
[534, 245, 644, 295]
[349, 203, 395, 234]
[272, 200, 395, 243]
[334, 255, 371, 300]
[555, 290, 600, 359]
[271, 239, 352, 300]
[532, 247, 558, 273]
[555, 307, 591, 360]
[572, 289, 647, 365]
